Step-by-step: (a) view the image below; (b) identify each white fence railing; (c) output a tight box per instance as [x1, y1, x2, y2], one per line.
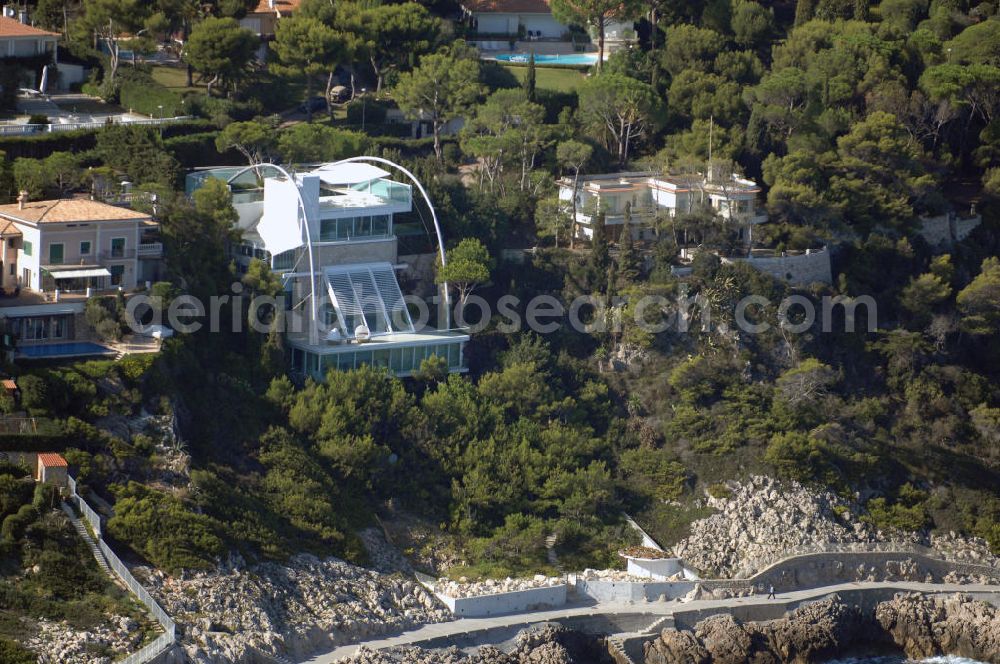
[0, 115, 192, 136]
[67, 476, 176, 663]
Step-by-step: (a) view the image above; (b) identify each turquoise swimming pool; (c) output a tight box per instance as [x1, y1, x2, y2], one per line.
[19, 342, 115, 359]
[495, 53, 598, 66]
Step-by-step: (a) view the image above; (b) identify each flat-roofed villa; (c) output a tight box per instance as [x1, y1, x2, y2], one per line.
[0, 195, 163, 345]
[188, 160, 470, 381]
[557, 171, 768, 242]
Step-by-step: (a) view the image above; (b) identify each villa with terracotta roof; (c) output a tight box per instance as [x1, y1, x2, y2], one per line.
[0, 195, 163, 344]
[0, 15, 58, 59]
[240, 0, 301, 57]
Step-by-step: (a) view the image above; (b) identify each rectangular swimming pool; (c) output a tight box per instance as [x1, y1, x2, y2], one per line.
[494, 53, 598, 66]
[19, 342, 116, 358]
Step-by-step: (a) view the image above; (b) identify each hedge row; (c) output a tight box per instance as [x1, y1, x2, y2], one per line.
[0, 119, 217, 161]
[164, 131, 242, 168]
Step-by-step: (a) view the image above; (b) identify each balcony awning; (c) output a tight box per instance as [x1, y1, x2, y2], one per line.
[46, 267, 112, 279]
[311, 163, 392, 186]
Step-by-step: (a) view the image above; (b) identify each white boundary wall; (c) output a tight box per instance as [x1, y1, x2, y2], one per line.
[435, 584, 568, 617]
[574, 578, 697, 603]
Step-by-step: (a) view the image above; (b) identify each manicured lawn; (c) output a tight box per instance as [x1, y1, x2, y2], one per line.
[150, 65, 199, 94]
[501, 64, 588, 93]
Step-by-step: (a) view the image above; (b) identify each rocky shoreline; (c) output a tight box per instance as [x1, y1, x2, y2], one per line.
[644, 593, 1000, 664]
[133, 553, 452, 664]
[56, 475, 996, 664]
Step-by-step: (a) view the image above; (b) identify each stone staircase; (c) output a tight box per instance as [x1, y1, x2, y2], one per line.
[606, 614, 675, 664]
[247, 645, 295, 664]
[61, 501, 111, 575]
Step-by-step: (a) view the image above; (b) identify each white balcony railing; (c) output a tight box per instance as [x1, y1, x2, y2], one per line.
[137, 242, 163, 257]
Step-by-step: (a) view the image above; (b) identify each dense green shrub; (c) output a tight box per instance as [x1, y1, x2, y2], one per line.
[107, 481, 224, 573]
[345, 97, 389, 125]
[0, 638, 35, 664]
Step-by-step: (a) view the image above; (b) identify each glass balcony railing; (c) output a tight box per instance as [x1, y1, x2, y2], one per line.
[351, 179, 412, 206]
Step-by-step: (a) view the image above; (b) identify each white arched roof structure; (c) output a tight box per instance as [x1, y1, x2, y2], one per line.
[225, 157, 451, 343]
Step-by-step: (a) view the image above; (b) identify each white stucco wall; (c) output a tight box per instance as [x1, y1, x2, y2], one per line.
[625, 557, 684, 580]
[436, 584, 568, 617]
[474, 12, 567, 38]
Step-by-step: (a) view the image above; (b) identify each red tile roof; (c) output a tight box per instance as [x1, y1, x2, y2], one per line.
[464, 0, 552, 13]
[37, 453, 67, 467]
[249, 0, 300, 14]
[0, 17, 59, 38]
[0, 199, 151, 224]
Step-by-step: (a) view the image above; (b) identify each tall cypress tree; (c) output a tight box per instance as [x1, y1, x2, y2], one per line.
[524, 52, 537, 103]
[618, 203, 640, 282]
[591, 210, 610, 276]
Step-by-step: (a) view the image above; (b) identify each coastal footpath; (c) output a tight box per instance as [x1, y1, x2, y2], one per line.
[315, 582, 1000, 662]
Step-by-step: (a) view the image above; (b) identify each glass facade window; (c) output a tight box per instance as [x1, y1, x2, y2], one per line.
[80, 241, 91, 256]
[319, 215, 392, 242]
[111, 238, 126, 258]
[18, 315, 68, 341]
[272, 250, 296, 270]
[296, 341, 465, 380]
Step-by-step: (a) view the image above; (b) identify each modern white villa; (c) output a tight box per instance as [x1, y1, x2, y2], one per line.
[557, 171, 768, 242]
[188, 160, 470, 381]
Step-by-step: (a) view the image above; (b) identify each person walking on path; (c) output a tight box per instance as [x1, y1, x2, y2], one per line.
[767, 585, 776, 599]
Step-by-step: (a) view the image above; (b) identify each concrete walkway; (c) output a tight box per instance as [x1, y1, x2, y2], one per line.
[304, 581, 1000, 663]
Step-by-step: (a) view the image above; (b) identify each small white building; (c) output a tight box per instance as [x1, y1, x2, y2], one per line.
[557, 171, 768, 241]
[462, 0, 568, 39]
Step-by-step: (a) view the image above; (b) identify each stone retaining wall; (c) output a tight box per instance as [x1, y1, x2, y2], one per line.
[746, 551, 1000, 593]
[723, 248, 833, 286]
[917, 213, 982, 249]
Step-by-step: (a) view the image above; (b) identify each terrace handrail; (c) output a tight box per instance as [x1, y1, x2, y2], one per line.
[67, 475, 176, 663]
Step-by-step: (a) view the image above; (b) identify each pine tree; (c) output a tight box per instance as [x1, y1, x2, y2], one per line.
[524, 52, 537, 103]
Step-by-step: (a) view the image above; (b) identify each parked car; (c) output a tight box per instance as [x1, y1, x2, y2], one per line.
[329, 85, 350, 103]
